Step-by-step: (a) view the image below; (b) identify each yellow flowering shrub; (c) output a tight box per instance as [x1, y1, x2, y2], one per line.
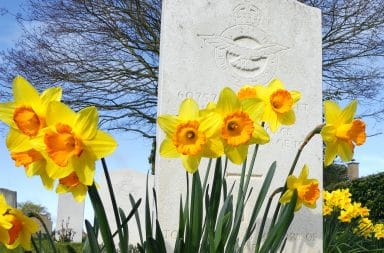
[323, 188, 384, 240]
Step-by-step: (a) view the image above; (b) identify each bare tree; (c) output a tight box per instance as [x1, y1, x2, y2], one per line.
[302, 0, 384, 119]
[0, 0, 160, 138]
[0, 0, 383, 140]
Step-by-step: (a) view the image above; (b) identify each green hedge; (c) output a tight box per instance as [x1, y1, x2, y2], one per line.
[327, 172, 384, 222]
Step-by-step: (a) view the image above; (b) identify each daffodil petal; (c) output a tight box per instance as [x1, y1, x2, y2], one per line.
[0, 227, 9, 247]
[290, 91, 301, 103]
[320, 125, 337, 143]
[41, 87, 62, 104]
[181, 155, 200, 173]
[263, 106, 279, 132]
[72, 185, 88, 202]
[294, 200, 303, 211]
[268, 79, 284, 90]
[56, 184, 67, 194]
[73, 152, 95, 185]
[298, 165, 309, 181]
[46, 101, 76, 126]
[324, 142, 338, 166]
[39, 170, 54, 190]
[6, 129, 31, 152]
[13, 76, 40, 105]
[279, 110, 295, 126]
[160, 138, 179, 158]
[0, 102, 16, 127]
[280, 189, 293, 204]
[286, 176, 297, 189]
[217, 87, 241, 114]
[242, 98, 264, 122]
[340, 100, 357, 124]
[45, 159, 73, 179]
[26, 159, 45, 176]
[199, 112, 221, 137]
[338, 141, 353, 162]
[74, 106, 98, 139]
[252, 124, 270, 144]
[179, 98, 199, 121]
[225, 144, 248, 164]
[158, 115, 178, 137]
[202, 137, 224, 158]
[324, 101, 342, 125]
[83, 130, 117, 159]
[304, 201, 316, 209]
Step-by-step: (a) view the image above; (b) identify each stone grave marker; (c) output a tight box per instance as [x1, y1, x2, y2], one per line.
[0, 188, 17, 208]
[56, 193, 85, 242]
[99, 169, 155, 245]
[156, 0, 322, 252]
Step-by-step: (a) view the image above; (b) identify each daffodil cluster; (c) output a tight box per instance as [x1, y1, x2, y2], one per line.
[0, 194, 39, 250]
[323, 188, 384, 240]
[0, 76, 117, 202]
[158, 79, 300, 173]
[323, 189, 369, 222]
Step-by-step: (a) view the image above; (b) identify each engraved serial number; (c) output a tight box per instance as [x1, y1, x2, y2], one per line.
[177, 90, 217, 105]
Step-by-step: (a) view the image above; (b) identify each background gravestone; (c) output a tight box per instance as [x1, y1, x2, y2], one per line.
[56, 193, 84, 242]
[99, 169, 155, 246]
[0, 188, 17, 208]
[156, 0, 322, 252]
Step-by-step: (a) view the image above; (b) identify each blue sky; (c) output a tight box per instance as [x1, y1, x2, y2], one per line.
[0, 0, 383, 229]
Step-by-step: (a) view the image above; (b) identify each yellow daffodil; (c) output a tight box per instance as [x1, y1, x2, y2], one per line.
[0, 76, 61, 188]
[56, 172, 88, 202]
[6, 129, 54, 189]
[321, 100, 366, 166]
[31, 102, 117, 185]
[0, 195, 12, 244]
[255, 79, 301, 132]
[237, 85, 259, 100]
[0, 208, 39, 250]
[0, 76, 62, 136]
[237, 84, 265, 122]
[323, 204, 333, 216]
[215, 87, 269, 164]
[374, 224, 384, 239]
[158, 98, 223, 173]
[356, 217, 373, 238]
[280, 165, 320, 211]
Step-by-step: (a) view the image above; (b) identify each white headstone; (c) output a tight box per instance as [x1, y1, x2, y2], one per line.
[56, 193, 85, 242]
[157, 0, 322, 252]
[0, 188, 17, 208]
[99, 169, 155, 246]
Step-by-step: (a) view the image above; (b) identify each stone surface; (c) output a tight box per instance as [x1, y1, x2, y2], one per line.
[0, 188, 17, 208]
[157, 0, 322, 252]
[56, 193, 85, 242]
[98, 169, 155, 246]
[33, 214, 53, 234]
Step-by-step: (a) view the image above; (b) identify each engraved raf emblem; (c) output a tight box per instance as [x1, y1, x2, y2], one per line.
[198, 2, 289, 83]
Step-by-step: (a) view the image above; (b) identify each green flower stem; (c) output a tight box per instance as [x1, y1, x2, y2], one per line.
[88, 183, 116, 253]
[244, 144, 260, 199]
[269, 124, 323, 229]
[110, 199, 142, 238]
[254, 187, 284, 253]
[101, 158, 125, 252]
[28, 212, 57, 253]
[30, 236, 39, 253]
[202, 158, 213, 194]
